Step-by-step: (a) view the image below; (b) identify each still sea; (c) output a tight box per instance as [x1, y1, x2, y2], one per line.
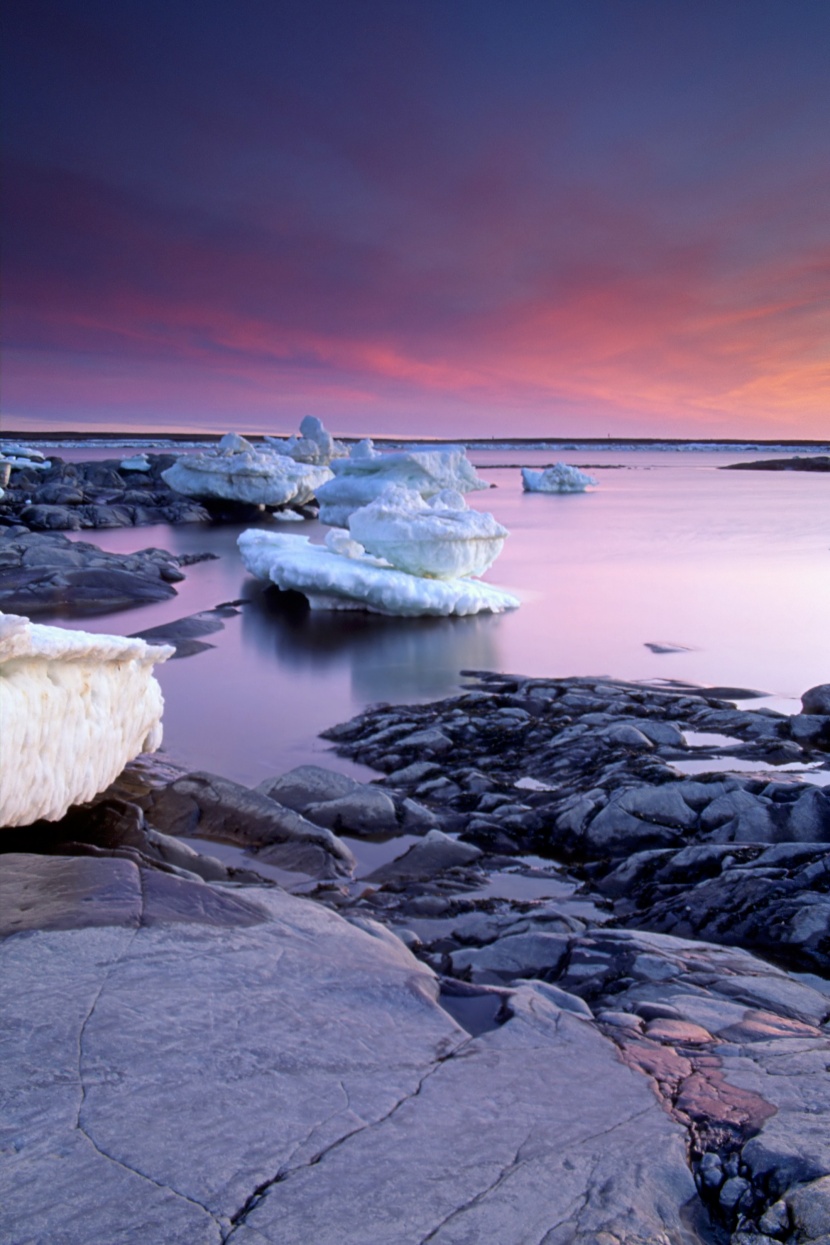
[41, 444, 830, 786]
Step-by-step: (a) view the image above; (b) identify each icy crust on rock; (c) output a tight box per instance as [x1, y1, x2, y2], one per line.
[238, 530, 519, 616]
[161, 433, 332, 507]
[521, 462, 597, 493]
[348, 487, 508, 580]
[0, 613, 173, 826]
[316, 439, 488, 528]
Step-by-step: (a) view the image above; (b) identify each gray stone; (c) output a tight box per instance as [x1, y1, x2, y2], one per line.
[700, 788, 775, 841]
[603, 723, 654, 748]
[787, 1175, 830, 1238]
[449, 931, 570, 981]
[366, 830, 482, 883]
[143, 771, 355, 878]
[802, 684, 830, 715]
[255, 764, 360, 810]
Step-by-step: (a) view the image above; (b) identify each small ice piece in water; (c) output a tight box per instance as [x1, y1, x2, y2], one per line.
[238, 530, 519, 617]
[162, 433, 333, 508]
[521, 463, 597, 493]
[348, 486, 508, 580]
[316, 440, 488, 527]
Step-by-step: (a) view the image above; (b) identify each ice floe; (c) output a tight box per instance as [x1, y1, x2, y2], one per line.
[316, 439, 488, 527]
[348, 486, 508, 579]
[162, 433, 332, 508]
[521, 462, 597, 493]
[0, 613, 173, 826]
[238, 529, 519, 616]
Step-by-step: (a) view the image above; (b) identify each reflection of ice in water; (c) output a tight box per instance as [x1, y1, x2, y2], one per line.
[241, 585, 504, 702]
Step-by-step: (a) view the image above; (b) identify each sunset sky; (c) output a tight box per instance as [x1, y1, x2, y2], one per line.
[2, 0, 828, 439]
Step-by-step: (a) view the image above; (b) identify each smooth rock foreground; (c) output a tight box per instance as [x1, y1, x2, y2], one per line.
[4, 675, 830, 1242]
[2, 853, 700, 1245]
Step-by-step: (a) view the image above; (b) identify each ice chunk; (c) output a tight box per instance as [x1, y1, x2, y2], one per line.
[162, 434, 332, 507]
[348, 487, 508, 579]
[0, 613, 173, 826]
[238, 530, 519, 617]
[521, 463, 597, 493]
[1, 444, 51, 471]
[316, 440, 488, 527]
[120, 453, 152, 472]
[266, 416, 346, 465]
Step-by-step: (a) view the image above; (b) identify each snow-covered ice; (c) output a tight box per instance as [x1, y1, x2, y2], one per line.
[238, 530, 519, 616]
[348, 486, 508, 579]
[265, 415, 346, 465]
[521, 463, 597, 493]
[120, 453, 152, 472]
[316, 440, 488, 527]
[162, 433, 332, 508]
[0, 613, 173, 826]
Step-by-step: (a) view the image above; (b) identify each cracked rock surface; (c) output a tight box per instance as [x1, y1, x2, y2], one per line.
[4, 673, 830, 1243]
[2, 855, 700, 1244]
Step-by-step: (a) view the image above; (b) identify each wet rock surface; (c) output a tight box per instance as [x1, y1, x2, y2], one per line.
[0, 528, 188, 614]
[0, 453, 212, 531]
[3, 673, 830, 1242]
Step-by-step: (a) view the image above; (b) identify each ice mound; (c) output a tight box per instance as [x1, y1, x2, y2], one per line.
[238, 530, 519, 617]
[521, 463, 597, 493]
[265, 415, 346, 465]
[348, 487, 508, 579]
[316, 439, 488, 528]
[0, 614, 173, 826]
[1, 444, 51, 472]
[162, 433, 333, 508]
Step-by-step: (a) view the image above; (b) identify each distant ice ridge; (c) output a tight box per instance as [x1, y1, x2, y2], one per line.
[315, 439, 488, 528]
[238, 486, 516, 616]
[521, 463, 597, 493]
[162, 432, 333, 508]
[0, 614, 173, 826]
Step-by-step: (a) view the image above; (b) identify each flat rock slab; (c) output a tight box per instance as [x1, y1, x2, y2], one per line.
[1, 853, 701, 1244]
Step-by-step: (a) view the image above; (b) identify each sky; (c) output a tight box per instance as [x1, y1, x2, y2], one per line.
[2, 0, 828, 440]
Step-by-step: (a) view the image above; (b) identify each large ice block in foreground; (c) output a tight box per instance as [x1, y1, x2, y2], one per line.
[521, 463, 597, 493]
[348, 487, 508, 579]
[238, 530, 519, 616]
[316, 439, 488, 527]
[162, 433, 333, 507]
[0, 613, 173, 826]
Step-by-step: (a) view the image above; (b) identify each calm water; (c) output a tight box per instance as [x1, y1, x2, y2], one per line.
[36, 446, 829, 786]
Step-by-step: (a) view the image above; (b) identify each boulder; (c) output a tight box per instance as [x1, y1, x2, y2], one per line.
[142, 770, 355, 879]
[802, 684, 830, 715]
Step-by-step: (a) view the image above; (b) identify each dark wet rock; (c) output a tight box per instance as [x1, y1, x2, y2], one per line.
[722, 455, 830, 471]
[0, 529, 184, 615]
[256, 763, 437, 837]
[141, 770, 356, 879]
[0, 453, 211, 531]
[366, 829, 482, 884]
[130, 604, 241, 657]
[803, 683, 830, 715]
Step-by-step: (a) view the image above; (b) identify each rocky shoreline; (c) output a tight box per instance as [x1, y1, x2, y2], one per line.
[2, 671, 829, 1242]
